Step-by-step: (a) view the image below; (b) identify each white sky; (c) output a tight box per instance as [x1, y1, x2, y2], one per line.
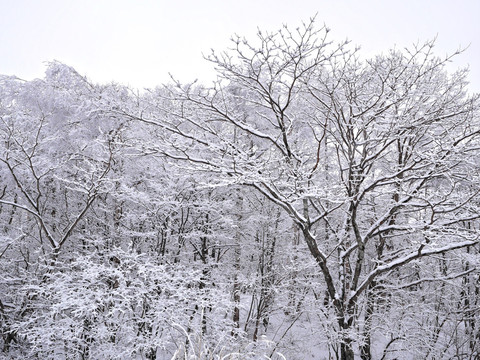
[1, 0, 479, 92]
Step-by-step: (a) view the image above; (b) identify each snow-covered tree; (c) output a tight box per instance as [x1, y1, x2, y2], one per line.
[1, 18, 479, 360]
[121, 19, 480, 359]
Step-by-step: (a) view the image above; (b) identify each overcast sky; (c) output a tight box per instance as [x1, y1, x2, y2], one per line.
[1, 0, 479, 92]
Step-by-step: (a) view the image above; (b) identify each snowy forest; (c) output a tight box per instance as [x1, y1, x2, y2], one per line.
[1, 20, 479, 360]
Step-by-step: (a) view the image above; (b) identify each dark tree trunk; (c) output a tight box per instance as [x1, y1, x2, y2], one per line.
[340, 340, 355, 360]
[360, 284, 375, 360]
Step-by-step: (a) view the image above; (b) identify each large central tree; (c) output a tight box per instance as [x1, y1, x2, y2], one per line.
[124, 19, 480, 359]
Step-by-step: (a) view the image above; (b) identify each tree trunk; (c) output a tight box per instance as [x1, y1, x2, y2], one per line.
[340, 339, 355, 360]
[360, 283, 375, 360]
[232, 191, 243, 335]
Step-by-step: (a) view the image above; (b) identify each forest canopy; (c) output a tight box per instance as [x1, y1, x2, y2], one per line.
[1, 19, 479, 360]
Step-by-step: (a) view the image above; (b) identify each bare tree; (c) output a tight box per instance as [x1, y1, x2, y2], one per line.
[124, 19, 480, 359]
